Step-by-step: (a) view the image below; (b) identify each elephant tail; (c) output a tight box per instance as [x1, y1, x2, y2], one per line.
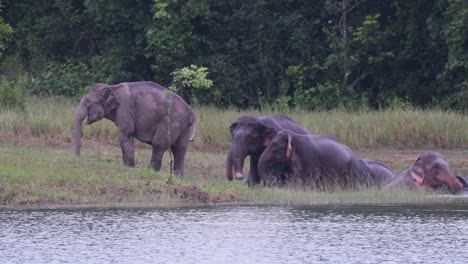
[189, 115, 197, 142]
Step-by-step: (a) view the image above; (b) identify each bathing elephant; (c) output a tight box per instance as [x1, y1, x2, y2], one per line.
[386, 151, 463, 193]
[362, 159, 396, 187]
[257, 130, 371, 190]
[74, 81, 196, 176]
[226, 115, 311, 186]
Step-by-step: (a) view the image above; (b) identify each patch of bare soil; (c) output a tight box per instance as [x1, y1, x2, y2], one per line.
[167, 184, 210, 203]
[166, 184, 246, 204]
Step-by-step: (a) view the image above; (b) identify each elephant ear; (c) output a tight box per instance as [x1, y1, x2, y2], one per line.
[262, 126, 277, 146]
[229, 122, 238, 136]
[103, 87, 119, 114]
[410, 157, 425, 185]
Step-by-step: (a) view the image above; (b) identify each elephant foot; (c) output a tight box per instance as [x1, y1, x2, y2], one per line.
[235, 173, 244, 180]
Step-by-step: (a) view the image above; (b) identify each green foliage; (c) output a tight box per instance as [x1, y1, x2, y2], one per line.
[0, 79, 25, 109]
[170, 65, 214, 104]
[0, 1, 13, 57]
[33, 60, 92, 97]
[0, 17, 12, 57]
[0, 0, 466, 110]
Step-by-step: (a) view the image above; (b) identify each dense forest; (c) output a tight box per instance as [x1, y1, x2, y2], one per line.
[0, 0, 466, 110]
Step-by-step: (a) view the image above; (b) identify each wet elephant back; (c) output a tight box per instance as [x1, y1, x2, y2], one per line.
[306, 135, 354, 170]
[364, 159, 396, 185]
[294, 133, 370, 188]
[261, 115, 311, 135]
[386, 169, 416, 189]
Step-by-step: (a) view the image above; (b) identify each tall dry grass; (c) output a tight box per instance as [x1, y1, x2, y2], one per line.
[0, 97, 467, 149]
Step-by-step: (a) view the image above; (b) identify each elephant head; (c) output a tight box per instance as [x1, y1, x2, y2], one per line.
[226, 117, 277, 180]
[410, 151, 463, 192]
[257, 131, 298, 186]
[74, 83, 119, 156]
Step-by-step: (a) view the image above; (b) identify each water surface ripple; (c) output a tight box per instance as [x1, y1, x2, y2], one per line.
[1, 204, 468, 263]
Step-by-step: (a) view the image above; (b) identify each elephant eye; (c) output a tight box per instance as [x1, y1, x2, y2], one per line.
[248, 133, 259, 138]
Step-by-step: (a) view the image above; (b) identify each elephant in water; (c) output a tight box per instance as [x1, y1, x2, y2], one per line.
[74, 81, 196, 176]
[257, 129, 372, 190]
[225, 115, 311, 186]
[362, 159, 396, 187]
[386, 151, 463, 193]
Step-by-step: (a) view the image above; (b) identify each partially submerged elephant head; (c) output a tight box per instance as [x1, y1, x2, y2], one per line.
[405, 151, 462, 192]
[74, 83, 119, 156]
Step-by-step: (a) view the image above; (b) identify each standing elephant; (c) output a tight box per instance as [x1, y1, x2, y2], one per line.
[386, 151, 463, 193]
[257, 130, 371, 189]
[226, 115, 311, 186]
[74, 81, 196, 176]
[362, 159, 396, 187]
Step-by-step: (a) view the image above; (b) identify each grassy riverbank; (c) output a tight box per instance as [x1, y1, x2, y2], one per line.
[0, 144, 467, 208]
[0, 97, 467, 207]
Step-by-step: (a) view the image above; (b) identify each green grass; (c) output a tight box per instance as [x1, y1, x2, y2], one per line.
[0, 97, 467, 149]
[0, 97, 467, 208]
[0, 144, 467, 208]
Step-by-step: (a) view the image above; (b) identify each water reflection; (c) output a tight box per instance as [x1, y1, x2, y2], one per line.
[1, 205, 468, 263]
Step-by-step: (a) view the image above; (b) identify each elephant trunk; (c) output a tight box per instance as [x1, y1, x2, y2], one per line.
[226, 150, 233, 181]
[231, 144, 247, 180]
[440, 172, 463, 193]
[74, 100, 87, 156]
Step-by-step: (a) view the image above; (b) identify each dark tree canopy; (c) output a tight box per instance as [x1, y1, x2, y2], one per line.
[0, 0, 466, 109]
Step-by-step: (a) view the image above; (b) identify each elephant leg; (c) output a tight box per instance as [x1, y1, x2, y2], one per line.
[246, 155, 261, 186]
[150, 145, 166, 171]
[119, 134, 135, 167]
[171, 143, 188, 177]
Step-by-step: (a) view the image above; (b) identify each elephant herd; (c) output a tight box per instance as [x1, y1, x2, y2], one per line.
[225, 115, 465, 193]
[74, 81, 466, 194]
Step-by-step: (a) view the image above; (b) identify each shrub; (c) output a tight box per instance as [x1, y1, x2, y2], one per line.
[0, 80, 25, 109]
[170, 65, 214, 105]
[32, 60, 92, 97]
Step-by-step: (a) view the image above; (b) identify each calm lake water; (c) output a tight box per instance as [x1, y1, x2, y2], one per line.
[1, 204, 468, 264]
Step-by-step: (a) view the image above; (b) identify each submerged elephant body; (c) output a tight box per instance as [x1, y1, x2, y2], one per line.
[226, 115, 311, 186]
[74, 81, 196, 175]
[362, 159, 396, 187]
[257, 130, 372, 190]
[386, 151, 463, 193]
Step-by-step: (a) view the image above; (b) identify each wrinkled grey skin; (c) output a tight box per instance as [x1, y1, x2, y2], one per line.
[226, 115, 311, 186]
[361, 159, 396, 187]
[386, 151, 463, 193]
[257, 130, 371, 189]
[74, 81, 196, 176]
